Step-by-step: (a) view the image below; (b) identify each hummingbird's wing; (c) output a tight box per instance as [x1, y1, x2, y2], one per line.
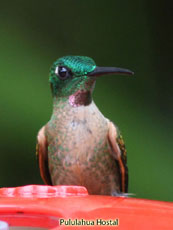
[36, 126, 52, 185]
[108, 122, 128, 193]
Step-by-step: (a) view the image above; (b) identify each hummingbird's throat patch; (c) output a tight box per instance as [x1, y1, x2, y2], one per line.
[69, 90, 92, 107]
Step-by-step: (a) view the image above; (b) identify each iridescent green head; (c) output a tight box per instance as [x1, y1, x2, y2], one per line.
[49, 56, 96, 97]
[49, 55, 133, 97]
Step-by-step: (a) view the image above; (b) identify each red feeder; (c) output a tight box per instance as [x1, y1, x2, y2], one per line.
[0, 185, 172, 229]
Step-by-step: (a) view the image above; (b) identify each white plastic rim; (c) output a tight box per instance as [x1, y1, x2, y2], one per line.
[0, 221, 9, 230]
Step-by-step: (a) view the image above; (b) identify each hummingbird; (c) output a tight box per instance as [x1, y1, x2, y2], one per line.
[36, 55, 133, 195]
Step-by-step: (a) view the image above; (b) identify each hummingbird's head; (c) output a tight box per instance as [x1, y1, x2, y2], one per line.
[49, 55, 97, 97]
[49, 55, 134, 102]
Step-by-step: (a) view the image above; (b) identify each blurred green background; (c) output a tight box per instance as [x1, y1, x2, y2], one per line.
[0, 0, 172, 201]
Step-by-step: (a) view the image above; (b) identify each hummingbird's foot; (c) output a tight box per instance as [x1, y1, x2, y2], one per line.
[111, 191, 135, 197]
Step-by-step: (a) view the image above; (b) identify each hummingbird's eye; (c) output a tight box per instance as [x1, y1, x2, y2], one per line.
[55, 66, 72, 80]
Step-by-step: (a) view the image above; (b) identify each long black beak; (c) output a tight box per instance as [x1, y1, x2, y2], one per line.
[88, 66, 134, 77]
